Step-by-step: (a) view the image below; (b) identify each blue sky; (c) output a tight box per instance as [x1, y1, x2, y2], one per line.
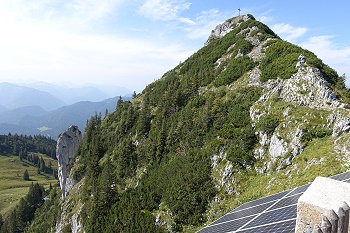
[0, 0, 350, 92]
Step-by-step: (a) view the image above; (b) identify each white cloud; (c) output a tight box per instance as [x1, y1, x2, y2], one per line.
[255, 9, 274, 24]
[0, 26, 193, 90]
[272, 23, 308, 42]
[139, 0, 193, 23]
[65, 0, 126, 21]
[258, 15, 272, 23]
[185, 9, 232, 40]
[299, 36, 350, 82]
[0, 16, 193, 89]
[0, 0, 194, 91]
[0, 0, 127, 29]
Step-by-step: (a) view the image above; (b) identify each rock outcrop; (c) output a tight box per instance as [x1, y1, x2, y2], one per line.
[295, 54, 306, 70]
[206, 15, 251, 43]
[55, 181, 84, 233]
[56, 125, 83, 198]
[250, 56, 350, 171]
[211, 151, 238, 195]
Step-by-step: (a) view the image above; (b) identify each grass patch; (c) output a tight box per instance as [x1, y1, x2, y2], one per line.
[0, 155, 58, 216]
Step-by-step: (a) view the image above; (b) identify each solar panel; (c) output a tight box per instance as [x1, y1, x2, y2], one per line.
[269, 193, 301, 210]
[231, 190, 290, 212]
[245, 205, 297, 229]
[236, 219, 296, 233]
[197, 171, 350, 233]
[330, 171, 350, 181]
[212, 202, 271, 226]
[285, 184, 310, 197]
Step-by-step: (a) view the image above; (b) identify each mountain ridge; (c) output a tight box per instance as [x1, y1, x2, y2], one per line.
[0, 82, 66, 111]
[26, 81, 131, 105]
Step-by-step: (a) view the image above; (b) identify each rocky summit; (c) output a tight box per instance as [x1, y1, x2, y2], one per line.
[26, 14, 350, 233]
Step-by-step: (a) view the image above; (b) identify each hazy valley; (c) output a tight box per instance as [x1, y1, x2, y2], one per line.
[0, 82, 131, 139]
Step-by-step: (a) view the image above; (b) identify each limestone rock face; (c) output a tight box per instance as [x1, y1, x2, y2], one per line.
[211, 151, 238, 195]
[250, 56, 350, 171]
[55, 182, 84, 233]
[295, 54, 306, 69]
[56, 125, 83, 198]
[206, 15, 250, 43]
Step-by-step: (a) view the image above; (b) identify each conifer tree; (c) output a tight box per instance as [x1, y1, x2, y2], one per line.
[40, 156, 45, 172]
[0, 213, 3, 229]
[23, 169, 30, 181]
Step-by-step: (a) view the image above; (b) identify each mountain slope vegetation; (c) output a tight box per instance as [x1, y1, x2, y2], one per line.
[13, 14, 350, 233]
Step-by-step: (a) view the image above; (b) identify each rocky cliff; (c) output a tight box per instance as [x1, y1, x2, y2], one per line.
[56, 125, 83, 198]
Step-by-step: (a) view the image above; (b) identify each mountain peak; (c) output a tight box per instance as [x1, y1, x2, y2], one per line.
[207, 14, 254, 42]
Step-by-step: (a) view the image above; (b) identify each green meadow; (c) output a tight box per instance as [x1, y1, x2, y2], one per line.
[0, 154, 58, 216]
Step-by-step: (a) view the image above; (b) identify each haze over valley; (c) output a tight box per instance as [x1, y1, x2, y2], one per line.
[0, 82, 131, 139]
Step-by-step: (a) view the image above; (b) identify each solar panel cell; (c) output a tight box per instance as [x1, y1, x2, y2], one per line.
[245, 205, 297, 228]
[198, 215, 253, 233]
[232, 190, 290, 212]
[236, 219, 295, 233]
[285, 184, 310, 197]
[331, 171, 350, 181]
[269, 194, 301, 210]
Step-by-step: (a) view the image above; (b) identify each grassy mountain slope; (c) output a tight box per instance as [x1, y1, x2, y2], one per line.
[0, 155, 58, 216]
[28, 14, 350, 233]
[0, 134, 57, 218]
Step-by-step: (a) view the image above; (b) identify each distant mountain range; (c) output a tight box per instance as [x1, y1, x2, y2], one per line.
[0, 82, 131, 110]
[0, 96, 131, 139]
[26, 82, 131, 105]
[0, 105, 8, 113]
[0, 82, 132, 139]
[0, 83, 66, 111]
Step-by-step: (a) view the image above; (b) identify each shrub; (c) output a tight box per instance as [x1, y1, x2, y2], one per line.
[260, 40, 339, 86]
[23, 169, 30, 181]
[214, 56, 255, 87]
[256, 114, 280, 134]
[302, 127, 332, 142]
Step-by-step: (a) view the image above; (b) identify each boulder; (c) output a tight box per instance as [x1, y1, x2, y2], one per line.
[296, 177, 350, 232]
[296, 54, 307, 70]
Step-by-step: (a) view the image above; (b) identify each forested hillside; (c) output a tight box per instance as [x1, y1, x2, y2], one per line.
[17, 14, 350, 233]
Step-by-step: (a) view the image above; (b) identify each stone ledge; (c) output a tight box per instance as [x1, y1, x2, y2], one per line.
[296, 176, 350, 232]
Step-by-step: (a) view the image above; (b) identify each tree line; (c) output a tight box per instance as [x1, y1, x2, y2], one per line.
[0, 134, 56, 159]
